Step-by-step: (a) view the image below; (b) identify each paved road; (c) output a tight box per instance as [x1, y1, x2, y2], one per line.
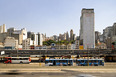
[0, 69, 116, 77]
[0, 63, 116, 77]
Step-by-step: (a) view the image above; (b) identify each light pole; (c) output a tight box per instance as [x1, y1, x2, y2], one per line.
[59, 43, 60, 49]
[87, 45, 89, 66]
[17, 49, 18, 57]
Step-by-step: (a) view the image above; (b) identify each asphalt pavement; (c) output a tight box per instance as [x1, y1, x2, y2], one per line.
[0, 63, 116, 77]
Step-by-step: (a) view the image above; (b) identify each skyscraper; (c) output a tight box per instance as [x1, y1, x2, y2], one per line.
[66, 31, 69, 41]
[0, 24, 6, 33]
[27, 31, 35, 40]
[70, 29, 73, 41]
[80, 8, 95, 49]
[37, 33, 43, 46]
[3, 24, 6, 32]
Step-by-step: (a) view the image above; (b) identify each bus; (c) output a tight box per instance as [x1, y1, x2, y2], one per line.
[4, 57, 31, 64]
[76, 59, 104, 66]
[45, 59, 73, 66]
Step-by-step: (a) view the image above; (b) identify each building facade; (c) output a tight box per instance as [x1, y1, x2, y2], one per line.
[0, 24, 6, 33]
[4, 37, 18, 49]
[80, 8, 95, 49]
[7, 28, 27, 45]
[37, 33, 43, 46]
[70, 29, 74, 41]
[95, 31, 101, 44]
[22, 38, 33, 49]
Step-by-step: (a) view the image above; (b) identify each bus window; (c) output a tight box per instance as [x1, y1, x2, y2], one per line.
[64, 60, 66, 63]
[45, 61, 48, 64]
[99, 60, 102, 65]
[77, 60, 81, 64]
[53, 60, 56, 65]
[12, 58, 16, 60]
[56, 60, 59, 63]
[92, 60, 95, 63]
[95, 60, 98, 63]
[23, 58, 28, 60]
[20, 58, 23, 60]
[49, 60, 52, 63]
[85, 60, 87, 63]
[89, 60, 92, 63]
[8, 58, 11, 60]
[81, 60, 84, 63]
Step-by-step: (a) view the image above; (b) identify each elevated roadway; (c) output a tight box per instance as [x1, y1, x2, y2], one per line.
[0, 49, 116, 61]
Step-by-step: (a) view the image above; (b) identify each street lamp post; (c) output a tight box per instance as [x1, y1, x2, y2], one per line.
[17, 49, 18, 57]
[87, 45, 89, 66]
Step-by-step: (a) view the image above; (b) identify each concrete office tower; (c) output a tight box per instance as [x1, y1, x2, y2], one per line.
[80, 8, 95, 49]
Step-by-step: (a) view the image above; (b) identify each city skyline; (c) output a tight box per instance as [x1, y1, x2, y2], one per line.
[0, 0, 116, 36]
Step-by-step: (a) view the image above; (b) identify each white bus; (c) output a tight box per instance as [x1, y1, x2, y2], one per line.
[4, 57, 31, 64]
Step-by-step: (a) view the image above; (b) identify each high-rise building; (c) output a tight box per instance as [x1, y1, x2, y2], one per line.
[37, 33, 43, 46]
[70, 29, 73, 41]
[0, 33, 7, 43]
[3, 24, 6, 32]
[80, 8, 95, 49]
[7, 28, 27, 45]
[112, 23, 116, 42]
[27, 31, 35, 40]
[53, 35, 58, 41]
[112, 23, 116, 36]
[0, 25, 3, 33]
[58, 33, 67, 41]
[95, 31, 101, 44]
[7, 28, 15, 37]
[22, 38, 33, 49]
[66, 31, 69, 41]
[4, 37, 18, 49]
[22, 33, 38, 49]
[63, 33, 66, 40]
[0, 24, 6, 33]
[103, 26, 113, 42]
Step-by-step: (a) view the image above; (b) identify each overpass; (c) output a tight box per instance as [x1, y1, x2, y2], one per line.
[0, 49, 116, 62]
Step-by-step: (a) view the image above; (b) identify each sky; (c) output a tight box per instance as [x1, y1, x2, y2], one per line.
[0, 0, 116, 37]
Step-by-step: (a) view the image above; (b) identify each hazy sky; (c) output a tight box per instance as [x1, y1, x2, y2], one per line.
[0, 0, 116, 36]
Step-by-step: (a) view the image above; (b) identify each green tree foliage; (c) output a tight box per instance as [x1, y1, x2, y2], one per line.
[43, 40, 75, 46]
[70, 40, 75, 44]
[43, 40, 56, 46]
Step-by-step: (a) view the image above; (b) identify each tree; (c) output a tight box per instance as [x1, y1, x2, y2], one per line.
[43, 40, 56, 46]
[70, 40, 75, 44]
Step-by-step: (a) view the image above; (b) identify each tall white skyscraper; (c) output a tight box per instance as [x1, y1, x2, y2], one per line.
[80, 8, 95, 49]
